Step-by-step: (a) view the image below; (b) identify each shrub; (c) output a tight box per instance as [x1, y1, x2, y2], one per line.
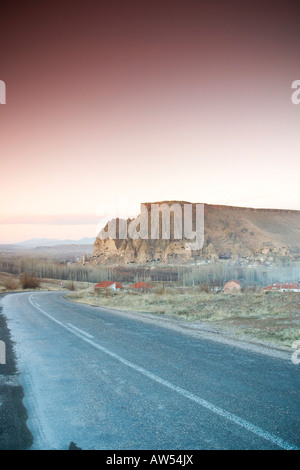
[4, 278, 19, 290]
[198, 283, 211, 293]
[20, 273, 41, 289]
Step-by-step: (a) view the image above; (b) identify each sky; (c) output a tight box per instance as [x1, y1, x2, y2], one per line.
[0, 0, 299, 243]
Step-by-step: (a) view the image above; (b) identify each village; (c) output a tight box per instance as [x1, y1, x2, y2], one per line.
[92, 279, 300, 294]
[63, 273, 300, 351]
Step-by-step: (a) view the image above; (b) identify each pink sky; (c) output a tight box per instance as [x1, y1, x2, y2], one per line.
[0, 0, 299, 243]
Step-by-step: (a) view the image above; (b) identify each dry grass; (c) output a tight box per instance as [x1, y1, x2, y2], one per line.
[67, 286, 300, 349]
[1, 270, 299, 349]
[0, 273, 21, 292]
[0, 272, 90, 292]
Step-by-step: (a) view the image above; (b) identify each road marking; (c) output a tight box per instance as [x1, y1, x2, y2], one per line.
[29, 295, 93, 340]
[28, 294, 298, 450]
[66, 323, 94, 339]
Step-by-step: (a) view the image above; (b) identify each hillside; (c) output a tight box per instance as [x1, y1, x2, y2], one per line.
[92, 202, 300, 265]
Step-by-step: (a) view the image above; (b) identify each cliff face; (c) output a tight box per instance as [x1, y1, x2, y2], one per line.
[92, 202, 300, 265]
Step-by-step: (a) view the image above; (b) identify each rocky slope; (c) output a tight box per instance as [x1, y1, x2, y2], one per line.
[91, 202, 300, 265]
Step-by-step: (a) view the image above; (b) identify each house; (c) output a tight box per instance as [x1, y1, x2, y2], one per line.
[263, 282, 300, 292]
[280, 283, 300, 292]
[130, 281, 155, 290]
[263, 283, 281, 292]
[224, 279, 241, 293]
[94, 281, 123, 290]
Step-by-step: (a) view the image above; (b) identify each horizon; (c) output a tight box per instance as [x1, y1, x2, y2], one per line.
[1, 200, 299, 245]
[1, 1, 299, 244]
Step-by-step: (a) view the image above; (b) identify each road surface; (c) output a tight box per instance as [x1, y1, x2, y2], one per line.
[1, 292, 299, 450]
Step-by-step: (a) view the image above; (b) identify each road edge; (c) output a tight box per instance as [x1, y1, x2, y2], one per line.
[63, 294, 293, 363]
[0, 294, 34, 450]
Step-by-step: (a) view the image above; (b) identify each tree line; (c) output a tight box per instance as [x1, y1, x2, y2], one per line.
[0, 255, 299, 287]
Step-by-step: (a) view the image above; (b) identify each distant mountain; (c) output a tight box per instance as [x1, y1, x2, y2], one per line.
[16, 237, 95, 248]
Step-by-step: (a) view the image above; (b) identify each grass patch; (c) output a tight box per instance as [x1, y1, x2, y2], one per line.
[0, 272, 91, 293]
[67, 287, 300, 348]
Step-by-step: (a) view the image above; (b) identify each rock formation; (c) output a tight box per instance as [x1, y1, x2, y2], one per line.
[91, 201, 300, 265]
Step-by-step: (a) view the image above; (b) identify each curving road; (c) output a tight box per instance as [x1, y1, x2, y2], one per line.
[1, 291, 299, 450]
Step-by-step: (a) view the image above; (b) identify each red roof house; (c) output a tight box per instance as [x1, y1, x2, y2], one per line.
[224, 279, 241, 293]
[264, 282, 300, 292]
[94, 281, 123, 290]
[130, 281, 155, 289]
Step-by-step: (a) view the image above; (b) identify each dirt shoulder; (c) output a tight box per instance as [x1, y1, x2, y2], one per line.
[0, 295, 33, 450]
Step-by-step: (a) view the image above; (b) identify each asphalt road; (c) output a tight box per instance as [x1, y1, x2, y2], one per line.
[1, 292, 299, 450]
